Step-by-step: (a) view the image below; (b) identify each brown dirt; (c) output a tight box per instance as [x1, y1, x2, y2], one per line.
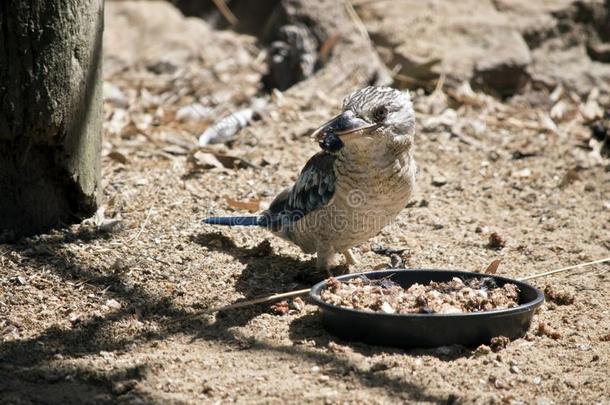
[1, 1, 609, 404]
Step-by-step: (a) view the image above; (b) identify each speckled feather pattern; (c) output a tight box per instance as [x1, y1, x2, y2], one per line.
[288, 142, 415, 254]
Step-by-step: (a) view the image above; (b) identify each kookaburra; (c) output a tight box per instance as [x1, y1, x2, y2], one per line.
[204, 86, 417, 271]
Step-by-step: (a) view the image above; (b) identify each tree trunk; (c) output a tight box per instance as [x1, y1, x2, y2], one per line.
[0, 0, 103, 241]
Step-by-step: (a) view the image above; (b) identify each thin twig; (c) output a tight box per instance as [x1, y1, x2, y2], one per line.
[171, 288, 311, 323]
[345, 1, 371, 42]
[127, 207, 153, 243]
[73, 278, 91, 288]
[204, 288, 311, 314]
[393, 73, 419, 85]
[211, 0, 238, 26]
[151, 257, 172, 266]
[518, 257, 610, 281]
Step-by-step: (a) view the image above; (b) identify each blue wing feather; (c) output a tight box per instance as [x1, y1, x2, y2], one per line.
[263, 151, 336, 231]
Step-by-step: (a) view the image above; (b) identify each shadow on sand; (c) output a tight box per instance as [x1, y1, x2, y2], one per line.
[0, 230, 470, 403]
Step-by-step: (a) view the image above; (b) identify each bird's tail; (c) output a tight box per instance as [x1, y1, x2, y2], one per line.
[202, 216, 262, 226]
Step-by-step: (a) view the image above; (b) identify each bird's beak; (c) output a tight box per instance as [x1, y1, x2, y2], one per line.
[311, 111, 379, 143]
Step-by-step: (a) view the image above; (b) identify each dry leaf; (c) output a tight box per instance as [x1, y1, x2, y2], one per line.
[162, 145, 189, 156]
[225, 197, 260, 213]
[186, 147, 258, 173]
[214, 154, 250, 169]
[484, 259, 501, 274]
[558, 168, 580, 188]
[108, 150, 129, 164]
[188, 150, 224, 170]
[579, 99, 603, 123]
[538, 113, 558, 133]
[160, 131, 198, 149]
[550, 100, 570, 122]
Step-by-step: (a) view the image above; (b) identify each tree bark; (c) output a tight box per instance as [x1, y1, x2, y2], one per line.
[0, 0, 103, 241]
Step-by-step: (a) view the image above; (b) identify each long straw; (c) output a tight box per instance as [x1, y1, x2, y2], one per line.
[517, 257, 610, 281]
[200, 288, 311, 315]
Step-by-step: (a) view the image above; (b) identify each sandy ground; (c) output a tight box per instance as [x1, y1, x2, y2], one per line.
[1, 1, 609, 404]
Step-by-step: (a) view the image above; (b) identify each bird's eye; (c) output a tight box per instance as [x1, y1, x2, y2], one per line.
[372, 106, 388, 123]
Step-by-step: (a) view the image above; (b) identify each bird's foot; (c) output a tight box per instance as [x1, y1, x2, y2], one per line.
[317, 250, 350, 277]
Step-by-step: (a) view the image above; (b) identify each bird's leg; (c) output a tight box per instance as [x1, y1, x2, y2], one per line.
[316, 245, 340, 277]
[342, 249, 359, 266]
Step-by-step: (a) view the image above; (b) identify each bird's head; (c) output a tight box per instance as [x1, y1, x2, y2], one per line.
[312, 86, 415, 153]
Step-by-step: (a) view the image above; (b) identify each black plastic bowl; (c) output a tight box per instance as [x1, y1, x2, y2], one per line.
[309, 269, 544, 348]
